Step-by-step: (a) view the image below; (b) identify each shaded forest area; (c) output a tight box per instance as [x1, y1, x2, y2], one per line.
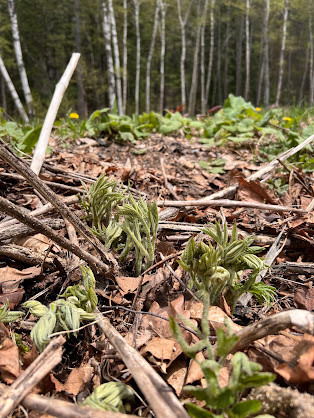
[0, 0, 313, 119]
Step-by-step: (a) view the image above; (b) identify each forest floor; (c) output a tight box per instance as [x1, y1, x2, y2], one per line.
[0, 132, 314, 417]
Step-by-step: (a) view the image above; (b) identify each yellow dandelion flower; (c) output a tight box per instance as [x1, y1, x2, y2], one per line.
[69, 112, 79, 119]
[283, 117, 292, 121]
[255, 107, 262, 111]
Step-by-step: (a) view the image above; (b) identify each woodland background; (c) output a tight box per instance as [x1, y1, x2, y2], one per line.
[0, 0, 313, 119]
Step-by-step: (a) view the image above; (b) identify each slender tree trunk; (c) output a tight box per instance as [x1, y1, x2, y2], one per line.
[223, 0, 230, 99]
[74, 0, 86, 117]
[146, 0, 160, 113]
[244, 0, 250, 100]
[275, 0, 289, 106]
[309, 0, 314, 105]
[7, 0, 34, 117]
[122, 0, 127, 113]
[0, 54, 29, 121]
[263, 0, 270, 105]
[133, 0, 141, 114]
[205, 0, 215, 105]
[216, 4, 222, 104]
[188, 2, 202, 115]
[200, 0, 209, 113]
[177, 0, 191, 111]
[299, 45, 309, 103]
[0, 76, 6, 109]
[287, 49, 292, 105]
[159, 0, 166, 113]
[108, 0, 123, 114]
[236, 16, 244, 96]
[102, 0, 116, 109]
[257, 61, 264, 106]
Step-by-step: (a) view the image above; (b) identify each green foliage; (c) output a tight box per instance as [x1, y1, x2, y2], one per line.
[23, 266, 97, 352]
[170, 302, 275, 418]
[81, 174, 158, 275]
[179, 222, 275, 311]
[82, 381, 134, 413]
[0, 299, 23, 323]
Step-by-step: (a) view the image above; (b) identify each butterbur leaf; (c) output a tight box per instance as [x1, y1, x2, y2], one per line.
[230, 400, 262, 418]
[185, 403, 217, 418]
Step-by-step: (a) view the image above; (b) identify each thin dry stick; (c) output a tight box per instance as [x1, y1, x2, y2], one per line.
[0, 195, 109, 274]
[160, 157, 180, 200]
[0, 139, 116, 268]
[230, 309, 314, 354]
[0, 384, 134, 418]
[0, 336, 65, 418]
[157, 199, 306, 214]
[96, 312, 189, 418]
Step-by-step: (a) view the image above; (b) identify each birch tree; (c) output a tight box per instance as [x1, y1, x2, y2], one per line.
[133, 0, 141, 114]
[122, 0, 128, 113]
[205, 0, 215, 106]
[146, 0, 160, 113]
[7, 0, 34, 117]
[244, 0, 250, 101]
[0, 54, 29, 122]
[200, 0, 209, 113]
[102, 0, 116, 109]
[108, 0, 123, 114]
[275, 0, 289, 106]
[159, 0, 166, 113]
[177, 0, 192, 110]
[188, 1, 202, 115]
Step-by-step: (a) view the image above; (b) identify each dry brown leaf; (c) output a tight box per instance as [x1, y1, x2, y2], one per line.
[294, 286, 314, 311]
[64, 364, 94, 395]
[0, 266, 41, 294]
[0, 338, 20, 383]
[16, 233, 52, 253]
[116, 276, 148, 295]
[237, 177, 277, 205]
[0, 289, 24, 309]
[166, 357, 188, 396]
[185, 351, 205, 385]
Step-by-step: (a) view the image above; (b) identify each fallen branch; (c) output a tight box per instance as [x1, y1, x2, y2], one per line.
[231, 309, 314, 354]
[96, 312, 189, 418]
[0, 244, 56, 268]
[0, 335, 65, 418]
[157, 199, 306, 214]
[0, 383, 136, 418]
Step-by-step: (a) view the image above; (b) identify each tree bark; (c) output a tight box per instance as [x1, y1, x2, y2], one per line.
[223, 0, 231, 99]
[275, 0, 289, 106]
[236, 15, 244, 96]
[205, 0, 215, 106]
[200, 0, 209, 113]
[244, 0, 250, 101]
[0, 76, 6, 110]
[159, 0, 166, 113]
[309, 0, 314, 105]
[216, 4, 222, 104]
[299, 45, 309, 103]
[177, 0, 192, 111]
[74, 0, 86, 117]
[0, 54, 28, 121]
[263, 0, 270, 105]
[133, 0, 141, 114]
[146, 0, 160, 113]
[122, 0, 128, 113]
[7, 0, 34, 118]
[188, 1, 202, 115]
[102, 0, 116, 109]
[108, 0, 123, 114]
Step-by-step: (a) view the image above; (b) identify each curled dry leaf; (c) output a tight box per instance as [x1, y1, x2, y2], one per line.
[0, 338, 20, 383]
[64, 364, 94, 395]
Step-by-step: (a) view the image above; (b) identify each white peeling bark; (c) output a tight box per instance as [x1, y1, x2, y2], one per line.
[8, 0, 34, 118]
[275, 0, 289, 106]
[146, 0, 160, 112]
[0, 54, 28, 122]
[102, 0, 116, 109]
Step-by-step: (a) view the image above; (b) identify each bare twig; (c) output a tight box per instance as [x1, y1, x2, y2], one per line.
[0, 336, 65, 417]
[160, 157, 180, 200]
[96, 312, 189, 418]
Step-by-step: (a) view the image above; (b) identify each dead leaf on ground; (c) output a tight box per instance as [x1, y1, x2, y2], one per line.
[166, 357, 187, 396]
[64, 364, 94, 395]
[141, 337, 182, 372]
[0, 338, 20, 383]
[294, 286, 314, 311]
[237, 177, 277, 205]
[15, 233, 52, 253]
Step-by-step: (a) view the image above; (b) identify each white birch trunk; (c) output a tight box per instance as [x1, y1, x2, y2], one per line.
[146, 0, 160, 113]
[200, 0, 209, 113]
[205, 0, 215, 105]
[188, 2, 202, 115]
[275, 0, 289, 106]
[108, 0, 123, 114]
[244, 0, 250, 101]
[8, 0, 34, 118]
[263, 0, 270, 105]
[0, 54, 28, 122]
[133, 0, 141, 114]
[122, 0, 128, 113]
[102, 0, 116, 109]
[159, 0, 166, 113]
[177, 0, 191, 111]
[31, 53, 80, 175]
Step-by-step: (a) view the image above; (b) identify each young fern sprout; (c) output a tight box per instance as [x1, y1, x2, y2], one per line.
[179, 221, 276, 311]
